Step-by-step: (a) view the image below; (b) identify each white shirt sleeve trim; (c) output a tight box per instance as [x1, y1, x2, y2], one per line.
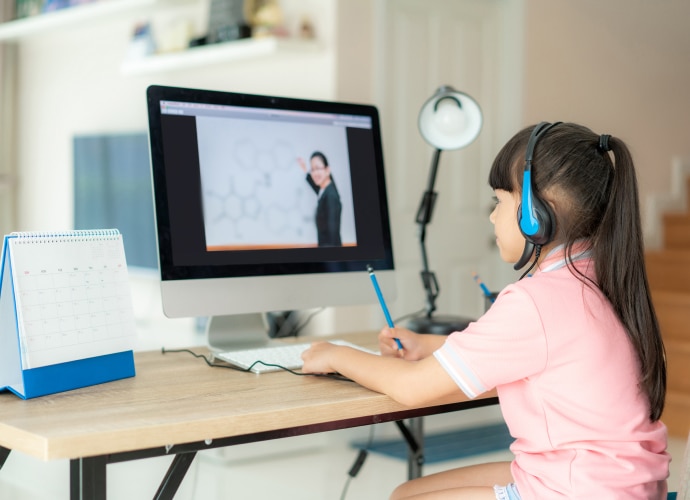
[434, 344, 487, 399]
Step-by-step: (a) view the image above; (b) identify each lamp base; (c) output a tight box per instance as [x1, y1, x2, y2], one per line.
[406, 313, 474, 336]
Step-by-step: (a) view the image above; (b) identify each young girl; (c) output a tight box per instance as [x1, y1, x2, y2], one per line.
[301, 122, 670, 499]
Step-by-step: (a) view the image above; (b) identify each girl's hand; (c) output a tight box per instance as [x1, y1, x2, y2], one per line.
[379, 327, 446, 360]
[378, 327, 427, 361]
[301, 341, 338, 373]
[296, 157, 307, 173]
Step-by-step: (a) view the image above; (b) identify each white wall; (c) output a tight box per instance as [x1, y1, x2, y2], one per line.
[9, 0, 339, 344]
[15, 0, 336, 232]
[8, 0, 690, 334]
[522, 0, 690, 219]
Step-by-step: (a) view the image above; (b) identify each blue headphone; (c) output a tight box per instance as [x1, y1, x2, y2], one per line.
[514, 121, 560, 270]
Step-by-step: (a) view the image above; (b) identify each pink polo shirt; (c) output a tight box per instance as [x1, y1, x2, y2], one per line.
[434, 248, 669, 499]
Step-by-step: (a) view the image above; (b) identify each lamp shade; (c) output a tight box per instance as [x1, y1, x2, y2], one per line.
[418, 86, 482, 150]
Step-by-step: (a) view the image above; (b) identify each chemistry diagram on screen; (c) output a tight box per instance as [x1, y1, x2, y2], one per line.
[197, 116, 357, 251]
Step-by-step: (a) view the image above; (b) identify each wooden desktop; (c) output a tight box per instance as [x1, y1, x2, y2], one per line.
[0, 332, 498, 499]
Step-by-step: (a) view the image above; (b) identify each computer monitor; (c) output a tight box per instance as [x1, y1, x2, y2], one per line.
[146, 85, 395, 348]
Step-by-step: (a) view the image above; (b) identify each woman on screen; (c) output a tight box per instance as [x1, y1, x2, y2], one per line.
[297, 151, 342, 247]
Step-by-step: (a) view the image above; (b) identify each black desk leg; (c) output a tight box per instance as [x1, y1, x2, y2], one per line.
[0, 446, 10, 470]
[153, 452, 197, 500]
[395, 418, 425, 479]
[70, 456, 107, 500]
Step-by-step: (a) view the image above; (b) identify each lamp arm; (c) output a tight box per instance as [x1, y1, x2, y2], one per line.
[415, 149, 443, 318]
[415, 149, 442, 225]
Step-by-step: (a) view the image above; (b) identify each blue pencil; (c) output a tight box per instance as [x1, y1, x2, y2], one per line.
[472, 272, 495, 303]
[367, 265, 403, 350]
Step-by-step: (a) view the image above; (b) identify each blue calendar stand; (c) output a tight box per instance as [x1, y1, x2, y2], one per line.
[0, 231, 136, 399]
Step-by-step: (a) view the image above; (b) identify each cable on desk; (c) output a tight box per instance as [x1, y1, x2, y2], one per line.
[160, 347, 354, 382]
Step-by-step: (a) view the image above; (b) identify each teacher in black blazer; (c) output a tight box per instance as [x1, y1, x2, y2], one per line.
[297, 151, 342, 247]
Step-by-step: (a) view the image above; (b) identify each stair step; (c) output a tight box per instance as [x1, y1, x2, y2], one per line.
[663, 213, 690, 249]
[646, 250, 690, 293]
[654, 177, 690, 439]
[663, 391, 690, 438]
[651, 290, 690, 341]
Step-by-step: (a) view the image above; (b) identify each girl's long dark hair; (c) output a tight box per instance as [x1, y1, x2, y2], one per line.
[489, 122, 666, 421]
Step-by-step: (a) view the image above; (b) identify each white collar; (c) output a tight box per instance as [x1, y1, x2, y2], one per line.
[540, 244, 592, 273]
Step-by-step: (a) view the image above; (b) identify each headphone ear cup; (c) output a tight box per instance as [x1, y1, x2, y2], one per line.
[526, 195, 555, 246]
[517, 192, 555, 246]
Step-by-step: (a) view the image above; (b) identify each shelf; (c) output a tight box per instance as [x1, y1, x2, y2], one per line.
[0, 0, 158, 42]
[120, 37, 321, 76]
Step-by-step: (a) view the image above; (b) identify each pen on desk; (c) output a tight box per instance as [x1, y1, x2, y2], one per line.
[366, 265, 403, 350]
[472, 272, 495, 303]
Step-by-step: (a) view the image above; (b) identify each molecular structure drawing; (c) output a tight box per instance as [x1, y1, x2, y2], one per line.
[200, 137, 317, 247]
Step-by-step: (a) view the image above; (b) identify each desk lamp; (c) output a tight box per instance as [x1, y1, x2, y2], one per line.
[406, 85, 483, 335]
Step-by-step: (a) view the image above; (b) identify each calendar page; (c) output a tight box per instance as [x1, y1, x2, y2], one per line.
[7, 230, 137, 370]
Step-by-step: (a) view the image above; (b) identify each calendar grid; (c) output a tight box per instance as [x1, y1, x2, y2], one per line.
[7, 230, 137, 370]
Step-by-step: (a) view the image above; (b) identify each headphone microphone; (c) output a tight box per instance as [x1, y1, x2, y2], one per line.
[514, 122, 560, 270]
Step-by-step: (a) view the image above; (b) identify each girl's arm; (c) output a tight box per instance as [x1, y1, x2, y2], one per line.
[301, 340, 466, 407]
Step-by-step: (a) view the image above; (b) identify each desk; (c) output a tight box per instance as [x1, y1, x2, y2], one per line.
[0, 332, 498, 499]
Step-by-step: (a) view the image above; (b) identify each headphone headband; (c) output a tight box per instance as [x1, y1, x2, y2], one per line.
[524, 121, 560, 172]
[514, 121, 561, 270]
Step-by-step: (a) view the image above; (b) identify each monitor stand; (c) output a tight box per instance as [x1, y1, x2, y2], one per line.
[205, 313, 275, 352]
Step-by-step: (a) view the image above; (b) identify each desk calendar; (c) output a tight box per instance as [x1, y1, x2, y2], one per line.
[0, 230, 136, 398]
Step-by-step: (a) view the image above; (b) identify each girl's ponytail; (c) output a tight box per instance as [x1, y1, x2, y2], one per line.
[592, 137, 666, 421]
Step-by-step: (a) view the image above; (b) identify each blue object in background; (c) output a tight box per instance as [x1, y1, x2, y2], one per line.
[73, 132, 158, 271]
[42, 0, 70, 12]
[353, 422, 513, 464]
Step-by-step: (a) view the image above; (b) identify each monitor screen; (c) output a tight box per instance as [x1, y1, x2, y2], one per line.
[146, 85, 395, 325]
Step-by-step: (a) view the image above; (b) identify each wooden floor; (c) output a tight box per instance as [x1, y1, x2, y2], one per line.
[647, 178, 690, 438]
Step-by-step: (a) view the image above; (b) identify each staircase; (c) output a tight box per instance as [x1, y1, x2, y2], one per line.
[646, 178, 690, 438]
